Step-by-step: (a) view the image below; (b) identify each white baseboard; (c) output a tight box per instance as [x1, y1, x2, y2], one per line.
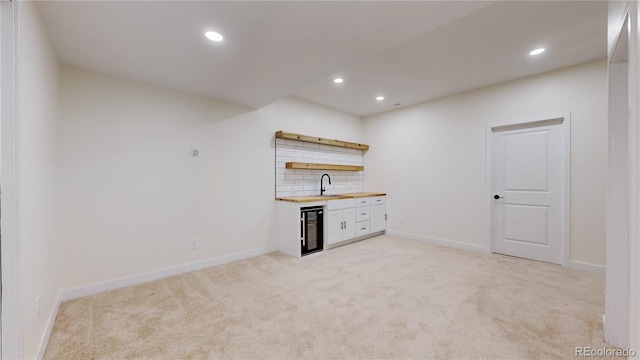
[59, 245, 277, 302]
[386, 230, 488, 254]
[37, 294, 61, 360]
[569, 260, 606, 274]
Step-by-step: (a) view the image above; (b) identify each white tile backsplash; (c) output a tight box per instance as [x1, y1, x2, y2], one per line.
[275, 138, 364, 197]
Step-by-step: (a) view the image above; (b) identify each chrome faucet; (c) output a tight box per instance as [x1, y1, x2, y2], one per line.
[320, 173, 331, 196]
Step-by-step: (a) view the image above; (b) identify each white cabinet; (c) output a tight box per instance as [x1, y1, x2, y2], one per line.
[277, 200, 328, 258]
[327, 196, 386, 245]
[369, 195, 386, 233]
[356, 220, 370, 237]
[277, 195, 386, 257]
[327, 210, 343, 244]
[356, 205, 370, 222]
[356, 201, 370, 236]
[327, 208, 356, 244]
[370, 203, 387, 233]
[326, 198, 356, 245]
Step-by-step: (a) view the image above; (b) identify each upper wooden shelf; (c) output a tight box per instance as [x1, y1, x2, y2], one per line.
[286, 162, 364, 171]
[276, 131, 369, 151]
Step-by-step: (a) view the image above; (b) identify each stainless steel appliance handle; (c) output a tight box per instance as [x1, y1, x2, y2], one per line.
[301, 213, 306, 246]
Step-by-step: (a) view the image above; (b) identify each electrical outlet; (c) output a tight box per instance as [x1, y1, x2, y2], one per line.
[189, 239, 199, 251]
[36, 297, 40, 319]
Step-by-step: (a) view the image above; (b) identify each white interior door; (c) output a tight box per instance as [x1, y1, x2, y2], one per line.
[491, 120, 566, 264]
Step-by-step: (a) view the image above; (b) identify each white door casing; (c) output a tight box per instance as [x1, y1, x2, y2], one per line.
[606, 2, 634, 349]
[487, 115, 570, 266]
[1, 1, 21, 358]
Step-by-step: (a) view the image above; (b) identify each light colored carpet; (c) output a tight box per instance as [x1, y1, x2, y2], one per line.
[44, 235, 613, 359]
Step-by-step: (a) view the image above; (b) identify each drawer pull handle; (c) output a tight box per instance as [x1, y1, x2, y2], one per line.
[361, 213, 366, 215]
[361, 227, 366, 230]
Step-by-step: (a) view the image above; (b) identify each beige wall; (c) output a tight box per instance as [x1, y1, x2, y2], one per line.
[57, 66, 364, 291]
[17, 2, 61, 359]
[363, 60, 608, 266]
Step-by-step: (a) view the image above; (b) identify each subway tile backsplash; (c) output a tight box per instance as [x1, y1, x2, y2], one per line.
[275, 138, 364, 197]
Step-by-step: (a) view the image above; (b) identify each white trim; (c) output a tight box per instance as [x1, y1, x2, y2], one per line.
[1, 1, 21, 358]
[608, 4, 631, 61]
[59, 246, 277, 301]
[386, 230, 487, 253]
[485, 112, 569, 130]
[569, 261, 606, 274]
[563, 115, 572, 267]
[36, 295, 61, 360]
[626, 1, 640, 355]
[606, 9, 633, 348]
[485, 113, 571, 267]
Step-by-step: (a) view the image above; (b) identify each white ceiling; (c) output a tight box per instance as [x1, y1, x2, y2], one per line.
[38, 1, 607, 117]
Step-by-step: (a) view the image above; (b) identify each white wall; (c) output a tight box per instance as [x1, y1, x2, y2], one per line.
[56, 66, 364, 291]
[363, 60, 608, 267]
[17, 2, 60, 359]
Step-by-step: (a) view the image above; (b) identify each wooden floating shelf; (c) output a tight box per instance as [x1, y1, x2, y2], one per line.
[285, 162, 364, 171]
[276, 131, 369, 151]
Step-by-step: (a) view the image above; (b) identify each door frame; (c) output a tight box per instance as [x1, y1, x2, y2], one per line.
[485, 113, 571, 267]
[606, 0, 639, 350]
[1, 1, 21, 358]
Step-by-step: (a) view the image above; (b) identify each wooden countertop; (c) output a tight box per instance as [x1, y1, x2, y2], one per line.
[276, 192, 386, 203]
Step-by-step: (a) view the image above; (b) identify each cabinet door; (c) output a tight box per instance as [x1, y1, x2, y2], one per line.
[326, 210, 344, 245]
[342, 207, 356, 240]
[370, 204, 387, 233]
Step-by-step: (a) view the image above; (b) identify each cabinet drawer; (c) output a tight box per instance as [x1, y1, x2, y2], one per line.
[371, 196, 386, 205]
[356, 207, 370, 222]
[356, 221, 370, 237]
[355, 197, 370, 206]
[327, 198, 356, 210]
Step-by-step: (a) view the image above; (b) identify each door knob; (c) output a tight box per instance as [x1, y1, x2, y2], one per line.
[494, 195, 504, 200]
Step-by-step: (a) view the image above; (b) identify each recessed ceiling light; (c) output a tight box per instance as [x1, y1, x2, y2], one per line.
[529, 48, 545, 56]
[205, 31, 224, 42]
[333, 78, 344, 84]
[376, 96, 385, 101]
